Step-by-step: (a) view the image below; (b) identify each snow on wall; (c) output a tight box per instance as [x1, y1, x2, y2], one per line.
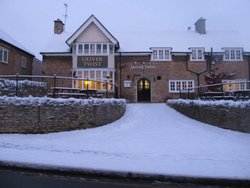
[0, 97, 126, 134]
[167, 99, 250, 133]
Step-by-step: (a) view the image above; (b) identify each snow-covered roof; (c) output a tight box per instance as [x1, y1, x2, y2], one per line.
[41, 32, 72, 54]
[0, 27, 34, 56]
[41, 18, 250, 54]
[114, 30, 250, 53]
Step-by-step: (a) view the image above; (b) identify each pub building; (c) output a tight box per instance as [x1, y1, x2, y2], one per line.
[41, 15, 250, 102]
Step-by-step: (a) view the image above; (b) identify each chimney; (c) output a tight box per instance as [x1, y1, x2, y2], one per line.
[54, 19, 64, 34]
[195, 17, 206, 34]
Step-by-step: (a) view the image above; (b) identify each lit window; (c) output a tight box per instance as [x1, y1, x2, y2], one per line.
[151, 48, 171, 61]
[222, 80, 247, 91]
[169, 80, 195, 93]
[0, 47, 8, 64]
[190, 48, 204, 61]
[223, 48, 243, 61]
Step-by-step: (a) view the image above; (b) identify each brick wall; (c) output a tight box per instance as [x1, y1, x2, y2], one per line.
[0, 97, 126, 134]
[115, 54, 249, 102]
[167, 100, 250, 133]
[42, 56, 72, 77]
[0, 42, 33, 75]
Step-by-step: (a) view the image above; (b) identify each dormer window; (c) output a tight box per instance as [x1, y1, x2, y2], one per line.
[151, 48, 171, 61]
[223, 48, 243, 61]
[190, 48, 204, 61]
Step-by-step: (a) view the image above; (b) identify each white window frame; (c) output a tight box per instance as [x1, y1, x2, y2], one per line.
[189, 47, 205, 61]
[222, 48, 243, 61]
[73, 69, 115, 92]
[21, 56, 27, 68]
[222, 79, 247, 91]
[169, 80, 195, 93]
[0, 47, 8, 64]
[76, 43, 114, 55]
[151, 47, 172, 61]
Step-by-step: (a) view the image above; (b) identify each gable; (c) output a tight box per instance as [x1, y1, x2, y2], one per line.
[76, 22, 111, 43]
[66, 15, 119, 48]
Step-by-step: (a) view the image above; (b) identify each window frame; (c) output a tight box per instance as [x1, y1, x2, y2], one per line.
[21, 56, 27, 68]
[189, 48, 205, 61]
[151, 47, 172, 61]
[169, 80, 195, 93]
[0, 47, 8, 64]
[76, 43, 114, 55]
[223, 48, 243, 61]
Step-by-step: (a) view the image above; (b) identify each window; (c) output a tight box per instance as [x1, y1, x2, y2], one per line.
[90, 44, 95, 54]
[78, 44, 83, 54]
[84, 44, 89, 54]
[77, 43, 114, 55]
[96, 44, 102, 54]
[103, 44, 107, 54]
[190, 48, 204, 61]
[151, 48, 171, 61]
[21, 56, 27, 68]
[169, 80, 194, 93]
[124, 80, 132, 88]
[109, 44, 114, 54]
[74, 69, 115, 91]
[222, 80, 247, 91]
[223, 48, 243, 61]
[0, 47, 8, 64]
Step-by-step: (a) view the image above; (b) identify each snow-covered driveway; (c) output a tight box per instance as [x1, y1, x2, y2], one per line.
[0, 103, 250, 180]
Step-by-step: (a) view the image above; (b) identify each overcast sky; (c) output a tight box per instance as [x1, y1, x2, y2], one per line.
[0, 0, 250, 60]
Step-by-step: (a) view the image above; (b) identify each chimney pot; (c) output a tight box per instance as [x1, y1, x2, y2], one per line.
[54, 19, 64, 34]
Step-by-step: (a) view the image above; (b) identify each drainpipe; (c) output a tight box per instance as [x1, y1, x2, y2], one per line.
[185, 49, 211, 97]
[119, 52, 122, 98]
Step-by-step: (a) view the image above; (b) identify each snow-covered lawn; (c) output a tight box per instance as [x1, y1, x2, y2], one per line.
[0, 103, 250, 180]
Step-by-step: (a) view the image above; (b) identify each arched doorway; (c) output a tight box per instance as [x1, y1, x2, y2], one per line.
[137, 78, 151, 102]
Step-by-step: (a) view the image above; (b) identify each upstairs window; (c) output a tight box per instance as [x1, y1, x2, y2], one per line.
[76, 43, 114, 55]
[0, 47, 8, 64]
[190, 48, 204, 61]
[21, 56, 27, 68]
[151, 48, 171, 61]
[223, 48, 243, 61]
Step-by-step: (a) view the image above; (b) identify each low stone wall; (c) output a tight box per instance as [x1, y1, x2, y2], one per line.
[167, 99, 250, 133]
[0, 97, 126, 134]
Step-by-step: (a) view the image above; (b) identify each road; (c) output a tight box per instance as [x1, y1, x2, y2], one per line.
[0, 168, 244, 188]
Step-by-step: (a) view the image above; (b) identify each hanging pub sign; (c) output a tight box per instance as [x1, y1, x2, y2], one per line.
[77, 56, 108, 68]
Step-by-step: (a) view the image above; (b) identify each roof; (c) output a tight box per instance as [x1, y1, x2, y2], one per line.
[0, 27, 34, 56]
[114, 30, 250, 53]
[41, 16, 250, 54]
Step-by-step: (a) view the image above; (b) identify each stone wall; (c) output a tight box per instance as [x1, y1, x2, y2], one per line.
[0, 97, 126, 134]
[167, 99, 250, 133]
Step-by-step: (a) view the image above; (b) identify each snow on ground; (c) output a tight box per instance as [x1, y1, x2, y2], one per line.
[0, 103, 250, 180]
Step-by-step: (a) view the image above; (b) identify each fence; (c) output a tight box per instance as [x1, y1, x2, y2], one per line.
[179, 80, 250, 100]
[0, 74, 117, 98]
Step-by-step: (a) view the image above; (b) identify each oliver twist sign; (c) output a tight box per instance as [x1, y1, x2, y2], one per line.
[77, 56, 108, 68]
